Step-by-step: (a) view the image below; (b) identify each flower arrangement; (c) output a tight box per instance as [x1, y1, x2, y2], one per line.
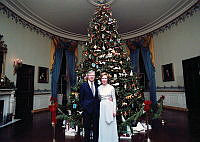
[13, 59, 22, 75]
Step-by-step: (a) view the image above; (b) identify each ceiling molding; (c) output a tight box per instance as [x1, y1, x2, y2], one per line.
[121, 0, 198, 39]
[1, 0, 87, 41]
[1, 0, 199, 41]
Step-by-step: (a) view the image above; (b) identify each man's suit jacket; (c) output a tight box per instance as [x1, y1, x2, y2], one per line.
[80, 82, 100, 114]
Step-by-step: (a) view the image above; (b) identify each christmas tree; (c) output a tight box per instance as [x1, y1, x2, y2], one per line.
[57, 2, 165, 137]
[74, 4, 144, 134]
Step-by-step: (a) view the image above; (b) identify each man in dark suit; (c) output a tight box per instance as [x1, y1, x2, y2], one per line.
[80, 70, 100, 142]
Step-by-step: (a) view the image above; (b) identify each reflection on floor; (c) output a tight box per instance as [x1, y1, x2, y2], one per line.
[0, 109, 200, 142]
[0, 119, 20, 128]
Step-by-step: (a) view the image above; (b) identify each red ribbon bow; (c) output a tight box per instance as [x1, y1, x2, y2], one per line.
[144, 100, 152, 112]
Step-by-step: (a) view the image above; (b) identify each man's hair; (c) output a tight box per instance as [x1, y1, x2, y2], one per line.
[87, 70, 95, 75]
[84, 70, 95, 81]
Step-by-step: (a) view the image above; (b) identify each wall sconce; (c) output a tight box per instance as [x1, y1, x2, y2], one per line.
[13, 58, 22, 75]
[0, 74, 5, 85]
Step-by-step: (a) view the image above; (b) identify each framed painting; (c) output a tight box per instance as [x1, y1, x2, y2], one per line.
[38, 67, 49, 83]
[162, 63, 175, 82]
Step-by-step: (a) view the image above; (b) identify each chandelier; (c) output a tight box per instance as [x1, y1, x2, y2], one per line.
[88, 0, 115, 6]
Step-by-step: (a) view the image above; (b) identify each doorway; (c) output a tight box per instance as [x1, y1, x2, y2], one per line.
[15, 64, 35, 120]
[182, 56, 200, 138]
[182, 56, 200, 112]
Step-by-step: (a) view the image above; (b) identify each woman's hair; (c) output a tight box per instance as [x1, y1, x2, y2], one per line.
[100, 72, 112, 79]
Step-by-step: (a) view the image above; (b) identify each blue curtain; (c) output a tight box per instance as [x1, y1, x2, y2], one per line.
[65, 49, 76, 87]
[51, 48, 63, 98]
[141, 47, 157, 105]
[129, 47, 140, 72]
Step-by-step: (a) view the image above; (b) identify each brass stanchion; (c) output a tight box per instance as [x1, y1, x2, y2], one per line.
[53, 123, 56, 142]
[143, 100, 152, 142]
[145, 112, 151, 142]
[49, 101, 58, 142]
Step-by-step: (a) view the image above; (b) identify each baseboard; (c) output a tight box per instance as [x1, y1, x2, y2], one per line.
[164, 105, 188, 111]
[32, 108, 49, 113]
[0, 119, 21, 128]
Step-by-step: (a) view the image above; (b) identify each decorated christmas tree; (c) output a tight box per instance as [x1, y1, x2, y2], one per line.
[72, 4, 145, 134]
[56, 2, 166, 137]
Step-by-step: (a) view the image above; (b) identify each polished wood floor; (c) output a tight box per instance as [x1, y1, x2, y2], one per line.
[0, 109, 200, 142]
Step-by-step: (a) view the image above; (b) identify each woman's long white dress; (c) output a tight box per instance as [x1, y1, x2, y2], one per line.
[98, 84, 118, 142]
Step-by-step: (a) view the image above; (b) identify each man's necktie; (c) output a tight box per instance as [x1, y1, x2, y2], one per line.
[91, 82, 95, 97]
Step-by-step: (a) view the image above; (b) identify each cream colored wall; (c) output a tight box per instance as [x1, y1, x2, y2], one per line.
[0, 13, 51, 90]
[154, 13, 200, 87]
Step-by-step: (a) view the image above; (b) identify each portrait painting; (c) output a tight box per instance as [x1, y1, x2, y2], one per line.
[38, 67, 49, 83]
[162, 63, 175, 82]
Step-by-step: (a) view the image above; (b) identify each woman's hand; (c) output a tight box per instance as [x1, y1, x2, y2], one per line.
[108, 97, 113, 102]
[113, 113, 116, 117]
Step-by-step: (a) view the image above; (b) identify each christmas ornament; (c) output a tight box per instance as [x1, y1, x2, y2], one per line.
[102, 45, 106, 50]
[73, 104, 77, 109]
[92, 63, 96, 67]
[130, 70, 133, 76]
[102, 34, 105, 39]
[89, 54, 92, 59]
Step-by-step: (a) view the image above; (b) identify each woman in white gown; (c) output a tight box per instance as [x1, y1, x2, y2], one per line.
[98, 72, 118, 142]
